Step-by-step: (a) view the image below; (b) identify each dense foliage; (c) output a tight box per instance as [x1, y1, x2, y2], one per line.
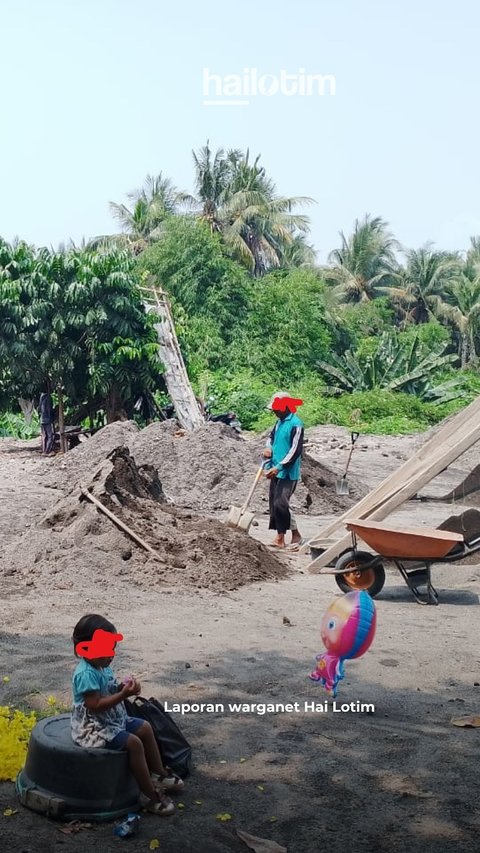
[0, 241, 162, 424]
[1, 144, 480, 436]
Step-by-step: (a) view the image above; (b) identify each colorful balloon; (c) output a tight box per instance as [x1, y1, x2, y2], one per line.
[309, 590, 376, 697]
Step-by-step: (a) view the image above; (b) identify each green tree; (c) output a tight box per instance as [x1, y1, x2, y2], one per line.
[327, 215, 400, 302]
[190, 143, 240, 232]
[136, 217, 253, 374]
[1, 242, 162, 422]
[438, 272, 480, 366]
[190, 144, 314, 276]
[393, 245, 460, 324]
[230, 268, 332, 383]
[107, 173, 187, 253]
[0, 239, 37, 409]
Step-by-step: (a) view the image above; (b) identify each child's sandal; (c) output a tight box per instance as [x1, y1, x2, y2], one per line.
[139, 792, 175, 816]
[148, 796, 175, 817]
[152, 769, 185, 793]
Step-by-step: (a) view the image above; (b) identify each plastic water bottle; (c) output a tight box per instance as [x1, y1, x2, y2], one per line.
[113, 813, 141, 837]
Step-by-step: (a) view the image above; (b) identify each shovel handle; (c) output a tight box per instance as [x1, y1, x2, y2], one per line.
[240, 466, 264, 515]
[342, 432, 360, 478]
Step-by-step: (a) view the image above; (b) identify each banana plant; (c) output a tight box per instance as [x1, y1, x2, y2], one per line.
[318, 331, 461, 403]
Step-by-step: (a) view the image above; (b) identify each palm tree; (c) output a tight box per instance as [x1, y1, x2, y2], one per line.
[437, 270, 480, 367]
[394, 245, 461, 324]
[277, 234, 317, 269]
[191, 145, 314, 275]
[464, 236, 480, 277]
[224, 152, 314, 275]
[327, 215, 400, 302]
[190, 142, 240, 231]
[107, 173, 186, 252]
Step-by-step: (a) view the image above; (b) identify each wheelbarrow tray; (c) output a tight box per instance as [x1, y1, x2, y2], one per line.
[345, 519, 464, 559]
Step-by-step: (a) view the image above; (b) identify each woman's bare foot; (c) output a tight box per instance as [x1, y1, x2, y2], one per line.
[286, 531, 304, 551]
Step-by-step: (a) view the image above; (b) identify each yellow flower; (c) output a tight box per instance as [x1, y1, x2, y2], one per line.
[149, 840, 160, 850]
[2, 677, 10, 683]
[216, 813, 232, 822]
[47, 696, 57, 708]
[0, 705, 36, 782]
[3, 808, 17, 816]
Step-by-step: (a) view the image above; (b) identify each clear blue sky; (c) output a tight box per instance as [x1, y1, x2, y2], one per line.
[1, 0, 478, 260]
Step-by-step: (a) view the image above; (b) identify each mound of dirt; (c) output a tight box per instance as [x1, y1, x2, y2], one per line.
[47, 420, 141, 488]
[6, 447, 289, 592]
[50, 420, 358, 514]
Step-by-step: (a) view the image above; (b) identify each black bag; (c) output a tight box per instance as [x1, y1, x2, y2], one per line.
[124, 696, 192, 778]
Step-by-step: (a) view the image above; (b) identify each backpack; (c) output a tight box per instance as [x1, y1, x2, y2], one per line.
[124, 696, 192, 778]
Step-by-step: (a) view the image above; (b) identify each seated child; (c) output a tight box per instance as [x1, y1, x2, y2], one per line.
[71, 613, 184, 815]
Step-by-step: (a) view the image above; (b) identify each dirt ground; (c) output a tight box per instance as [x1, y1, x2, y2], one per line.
[1, 425, 480, 853]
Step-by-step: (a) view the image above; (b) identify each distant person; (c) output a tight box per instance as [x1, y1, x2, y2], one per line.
[263, 391, 305, 551]
[38, 388, 55, 455]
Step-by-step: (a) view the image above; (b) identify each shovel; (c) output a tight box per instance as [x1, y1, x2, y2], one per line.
[226, 465, 264, 532]
[335, 431, 359, 495]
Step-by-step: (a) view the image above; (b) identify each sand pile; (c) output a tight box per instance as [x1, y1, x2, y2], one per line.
[5, 448, 289, 592]
[50, 420, 358, 514]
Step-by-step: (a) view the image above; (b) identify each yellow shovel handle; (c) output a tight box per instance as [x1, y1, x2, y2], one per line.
[240, 466, 264, 515]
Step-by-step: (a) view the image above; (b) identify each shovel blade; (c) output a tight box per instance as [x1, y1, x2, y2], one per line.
[335, 478, 350, 496]
[226, 506, 255, 531]
[226, 506, 241, 527]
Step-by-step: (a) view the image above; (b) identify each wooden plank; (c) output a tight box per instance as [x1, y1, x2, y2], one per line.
[140, 284, 204, 432]
[81, 487, 166, 562]
[304, 396, 480, 552]
[307, 418, 480, 572]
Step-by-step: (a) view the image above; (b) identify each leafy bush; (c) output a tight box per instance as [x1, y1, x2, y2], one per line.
[247, 385, 464, 435]
[195, 370, 276, 429]
[0, 412, 39, 440]
[229, 269, 333, 384]
[318, 331, 461, 403]
[335, 298, 394, 350]
[0, 705, 36, 782]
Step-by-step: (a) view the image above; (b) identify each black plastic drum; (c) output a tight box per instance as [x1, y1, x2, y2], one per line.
[16, 714, 140, 821]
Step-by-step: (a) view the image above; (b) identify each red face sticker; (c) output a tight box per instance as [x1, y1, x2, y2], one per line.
[76, 629, 124, 659]
[271, 396, 304, 413]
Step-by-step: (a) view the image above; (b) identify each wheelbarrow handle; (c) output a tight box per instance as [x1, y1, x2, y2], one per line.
[351, 431, 360, 443]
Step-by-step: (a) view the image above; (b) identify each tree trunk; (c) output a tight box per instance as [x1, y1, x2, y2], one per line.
[57, 387, 67, 454]
[105, 387, 127, 424]
[18, 398, 35, 425]
[143, 286, 204, 431]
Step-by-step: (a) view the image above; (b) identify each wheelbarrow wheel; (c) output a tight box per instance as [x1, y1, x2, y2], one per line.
[335, 550, 385, 598]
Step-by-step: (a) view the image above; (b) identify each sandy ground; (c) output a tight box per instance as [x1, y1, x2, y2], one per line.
[1, 428, 480, 853]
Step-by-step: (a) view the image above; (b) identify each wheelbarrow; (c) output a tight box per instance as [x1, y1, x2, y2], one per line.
[319, 519, 480, 605]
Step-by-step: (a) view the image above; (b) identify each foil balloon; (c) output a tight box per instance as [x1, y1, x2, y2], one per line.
[309, 590, 376, 697]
